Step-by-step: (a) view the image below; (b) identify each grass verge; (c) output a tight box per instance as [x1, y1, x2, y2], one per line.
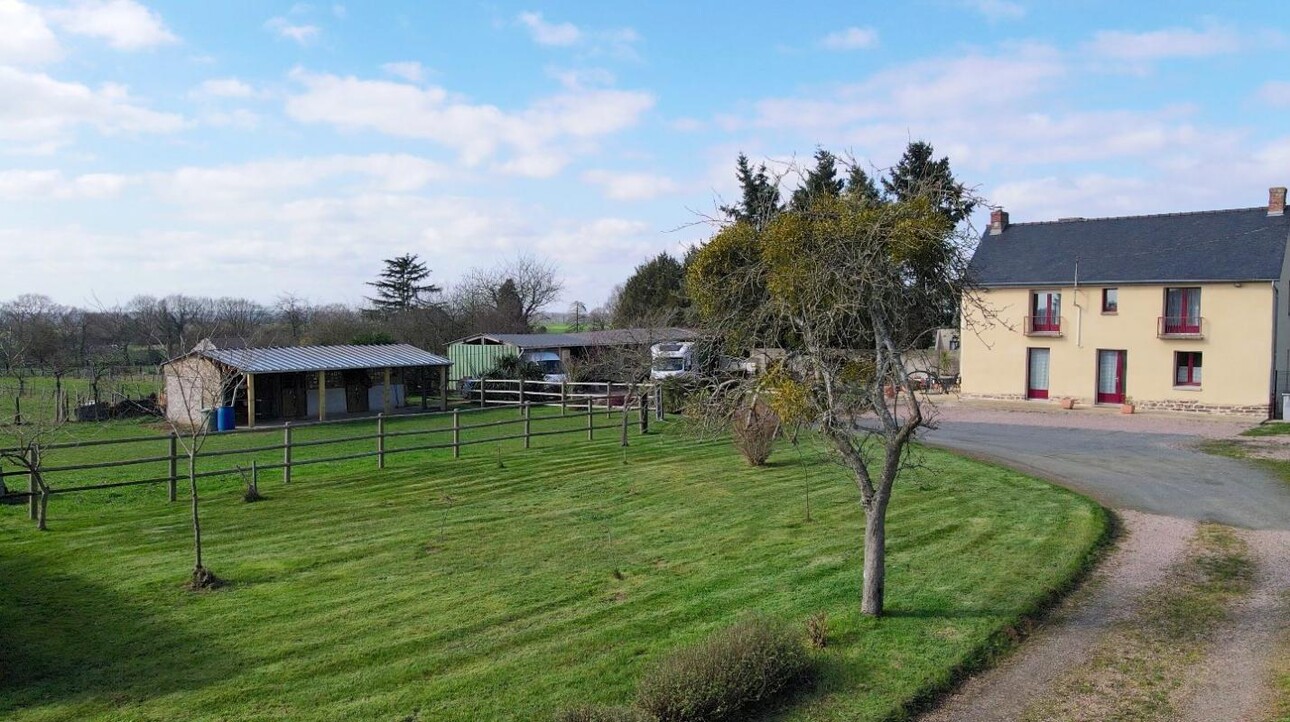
[0, 415, 1106, 721]
[1195, 438, 1290, 486]
[1021, 524, 1256, 722]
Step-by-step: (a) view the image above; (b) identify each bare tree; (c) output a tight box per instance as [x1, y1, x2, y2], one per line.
[455, 253, 564, 331]
[687, 163, 985, 616]
[275, 293, 311, 344]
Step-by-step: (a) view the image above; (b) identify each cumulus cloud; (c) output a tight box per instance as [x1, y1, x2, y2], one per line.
[284, 69, 654, 175]
[582, 169, 679, 200]
[0, 0, 62, 64]
[46, 0, 178, 51]
[820, 26, 878, 51]
[1085, 24, 1241, 61]
[0, 66, 185, 149]
[517, 11, 580, 47]
[381, 61, 426, 83]
[189, 77, 260, 99]
[265, 16, 319, 45]
[0, 169, 129, 199]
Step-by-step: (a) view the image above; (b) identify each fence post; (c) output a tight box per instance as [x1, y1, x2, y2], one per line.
[168, 432, 178, 502]
[377, 413, 386, 470]
[251, 460, 259, 492]
[524, 402, 531, 449]
[605, 382, 612, 417]
[560, 381, 567, 416]
[620, 394, 629, 447]
[587, 400, 594, 441]
[640, 387, 649, 435]
[27, 443, 38, 521]
[480, 378, 488, 408]
[283, 422, 293, 484]
[655, 384, 665, 421]
[518, 379, 526, 408]
[453, 408, 461, 459]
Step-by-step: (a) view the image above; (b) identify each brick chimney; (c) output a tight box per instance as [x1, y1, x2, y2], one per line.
[989, 208, 1009, 235]
[1270, 187, 1287, 217]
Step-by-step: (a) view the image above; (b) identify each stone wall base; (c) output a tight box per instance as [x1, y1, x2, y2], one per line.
[959, 393, 1267, 418]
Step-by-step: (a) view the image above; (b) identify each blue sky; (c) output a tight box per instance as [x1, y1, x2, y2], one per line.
[3, 0, 1290, 312]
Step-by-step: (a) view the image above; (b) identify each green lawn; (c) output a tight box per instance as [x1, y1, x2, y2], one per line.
[0, 372, 160, 422]
[0, 412, 1106, 721]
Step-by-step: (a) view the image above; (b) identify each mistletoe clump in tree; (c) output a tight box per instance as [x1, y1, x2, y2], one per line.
[687, 142, 982, 616]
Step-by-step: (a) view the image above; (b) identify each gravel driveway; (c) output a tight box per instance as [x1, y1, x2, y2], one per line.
[915, 401, 1290, 721]
[923, 406, 1290, 530]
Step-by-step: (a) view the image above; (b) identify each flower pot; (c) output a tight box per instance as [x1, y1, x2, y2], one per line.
[1059, 397, 1075, 410]
[1120, 403, 1135, 415]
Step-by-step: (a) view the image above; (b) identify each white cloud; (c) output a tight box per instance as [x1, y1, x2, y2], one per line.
[517, 11, 580, 47]
[963, 0, 1025, 21]
[0, 66, 185, 148]
[820, 26, 878, 51]
[0, 0, 62, 65]
[284, 69, 654, 175]
[201, 108, 260, 129]
[547, 66, 615, 90]
[381, 61, 426, 83]
[46, 0, 178, 51]
[189, 77, 259, 99]
[582, 169, 679, 200]
[265, 16, 319, 45]
[1085, 25, 1241, 61]
[0, 169, 129, 199]
[1256, 80, 1290, 107]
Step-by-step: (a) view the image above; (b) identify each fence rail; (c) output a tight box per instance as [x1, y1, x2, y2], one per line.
[0, 379, 663, 528]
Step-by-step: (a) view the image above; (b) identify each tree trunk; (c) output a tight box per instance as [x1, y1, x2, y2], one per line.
[861, 497, 889, 616]
[189, 454, 203, 570]
[37, 487, 48, 531]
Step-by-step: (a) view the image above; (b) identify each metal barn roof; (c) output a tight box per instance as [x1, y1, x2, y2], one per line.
[182, 343, 452, 374]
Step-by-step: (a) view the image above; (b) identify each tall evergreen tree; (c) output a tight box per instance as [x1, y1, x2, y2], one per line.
[845, 165, 882, 206]
[881, 141, 976, 225]
[613, 252, 688, 327]
[790, 149, 845, 210]
[721, 153, 783, 230]
[366, 254, 440, 313]
[494, 278, 526, 332]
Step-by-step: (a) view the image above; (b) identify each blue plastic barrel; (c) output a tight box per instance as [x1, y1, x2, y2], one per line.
[216, 406, 235, 432]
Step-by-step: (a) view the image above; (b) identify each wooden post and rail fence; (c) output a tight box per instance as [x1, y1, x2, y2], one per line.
[0, 379, 662, 529]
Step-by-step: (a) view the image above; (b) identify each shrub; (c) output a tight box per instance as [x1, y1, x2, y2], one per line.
[731, 401, 779, 466]
[805, 611, 828, 649]
[636, 614, 813, 722]
[555, 705, 654, 722]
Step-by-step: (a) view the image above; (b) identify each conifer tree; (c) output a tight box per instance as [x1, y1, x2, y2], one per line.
[790, 149, 845, 210]
[721, 153, 783, 230]
[366, 254, 440, 314]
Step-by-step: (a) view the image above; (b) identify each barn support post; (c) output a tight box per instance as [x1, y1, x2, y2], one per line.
[283, 422, 293, 483]
[167, 432, 178, 502]
[420, 367, 428, 411]
[318, 371, 327, 421]
[246, 373, 257, 428]
[382, 368, 392, 415]
[377, 413, 386, 470]
[438, 366, 448, 411]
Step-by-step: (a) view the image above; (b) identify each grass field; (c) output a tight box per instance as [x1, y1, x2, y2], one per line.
[0, 372, 160, 422]
[0, 410, 1106, 721]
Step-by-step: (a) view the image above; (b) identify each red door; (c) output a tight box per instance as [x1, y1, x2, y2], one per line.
[1027, 348, 1050, 399]
[1096, 350, 1126, 403]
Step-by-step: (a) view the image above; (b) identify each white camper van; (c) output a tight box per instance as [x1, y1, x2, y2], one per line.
[650, 341, 696, 380]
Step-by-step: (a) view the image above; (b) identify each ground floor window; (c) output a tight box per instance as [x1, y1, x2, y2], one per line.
[1175, 351, 1202, 386]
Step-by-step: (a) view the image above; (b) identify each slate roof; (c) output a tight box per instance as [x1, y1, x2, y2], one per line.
[968, 207, 1290, 286]
[453, 327, 697, 349]
[175, 344, 452, 374]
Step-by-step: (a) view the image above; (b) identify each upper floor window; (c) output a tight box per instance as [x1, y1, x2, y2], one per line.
[1163, 287, 1201, 335]
[1102, 288, 1118, 313]
[1026, 291, 1062, 335]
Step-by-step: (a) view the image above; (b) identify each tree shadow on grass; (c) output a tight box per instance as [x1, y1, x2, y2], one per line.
[0, 554, 243, 714]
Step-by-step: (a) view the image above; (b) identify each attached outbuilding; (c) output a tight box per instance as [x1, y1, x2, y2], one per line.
[161, 340, 453, 428]
[446, 328, 696, 383]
